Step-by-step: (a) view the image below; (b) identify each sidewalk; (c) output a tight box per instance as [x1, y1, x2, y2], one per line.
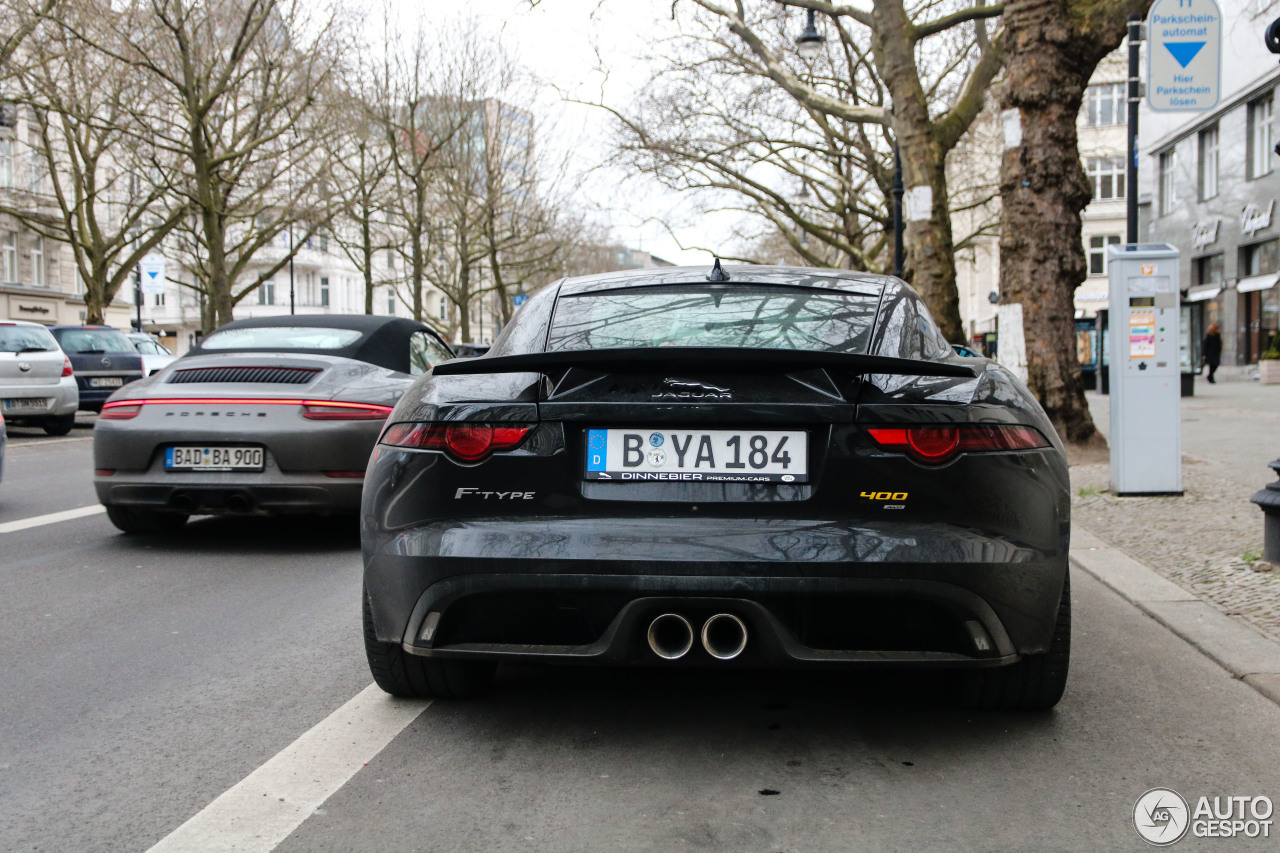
[1068, 379, 1280, 702]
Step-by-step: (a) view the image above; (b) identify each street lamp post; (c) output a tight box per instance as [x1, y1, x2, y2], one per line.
[795, 11, 904, 278]
[289, 222, 295, 315]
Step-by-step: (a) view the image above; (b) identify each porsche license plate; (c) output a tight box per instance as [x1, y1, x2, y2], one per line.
[89, 377, 124, 388]
[165, 446, 265, 471]
[585, 428, 807, 483]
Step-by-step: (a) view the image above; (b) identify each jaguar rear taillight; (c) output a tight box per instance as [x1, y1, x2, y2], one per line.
[380, 423, 532, 462]
[866, 424, 1049, 464]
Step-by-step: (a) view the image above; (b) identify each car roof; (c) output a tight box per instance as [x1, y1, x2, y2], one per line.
[556, 264, 891, 297]
[49, 324, 125, 332]
[0, 318, 55, 328]
[189, 314, 450, 373]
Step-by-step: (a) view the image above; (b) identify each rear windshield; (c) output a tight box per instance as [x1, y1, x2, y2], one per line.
[53, 328, 135, 354]
[547, 285, 879, 354]
[0, 324, 58, 353]
[201, 326, 364, 351]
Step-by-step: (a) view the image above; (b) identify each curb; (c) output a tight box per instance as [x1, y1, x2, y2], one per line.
[1070, 525, 1280, 708]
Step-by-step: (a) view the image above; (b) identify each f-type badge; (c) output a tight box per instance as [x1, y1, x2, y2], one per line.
[652, 377, 732, 401]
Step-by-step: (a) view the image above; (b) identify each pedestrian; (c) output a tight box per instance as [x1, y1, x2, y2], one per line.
[1202, 322, 1222, 383]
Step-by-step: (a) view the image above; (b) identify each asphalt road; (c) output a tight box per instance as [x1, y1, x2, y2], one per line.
[1, 432, 1278, 852]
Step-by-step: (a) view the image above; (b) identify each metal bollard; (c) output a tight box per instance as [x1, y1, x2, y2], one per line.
[1251, 458, 1280, 563]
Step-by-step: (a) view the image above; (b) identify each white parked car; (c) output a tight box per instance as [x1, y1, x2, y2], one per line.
[0, 320, 79, 435]
[127, 333, 178, 375]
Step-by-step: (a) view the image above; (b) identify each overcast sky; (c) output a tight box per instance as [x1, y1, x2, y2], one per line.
[385, 0, 731, 267]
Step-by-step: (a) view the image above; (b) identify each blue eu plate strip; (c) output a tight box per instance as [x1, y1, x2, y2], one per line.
[586, 429, 607, 471]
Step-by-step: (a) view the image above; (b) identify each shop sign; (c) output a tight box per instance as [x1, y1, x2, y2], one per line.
[1241, 200, 1275, 238]
[1191, 219, 1219, 250]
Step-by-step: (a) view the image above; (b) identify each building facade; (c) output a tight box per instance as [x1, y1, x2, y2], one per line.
[1140, 0, 1280, 372]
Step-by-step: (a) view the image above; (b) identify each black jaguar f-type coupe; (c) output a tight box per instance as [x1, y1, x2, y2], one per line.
[362, 265, 1071, 710]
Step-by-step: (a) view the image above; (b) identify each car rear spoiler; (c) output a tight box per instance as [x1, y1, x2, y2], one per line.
[431, 347, 976, 378]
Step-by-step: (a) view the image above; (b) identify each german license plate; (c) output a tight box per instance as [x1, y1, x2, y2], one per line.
[89, 377, 124, 388]
[165, 446, 265, 471]
[585, 428, 807, 483]
[4, 398, 47, 411]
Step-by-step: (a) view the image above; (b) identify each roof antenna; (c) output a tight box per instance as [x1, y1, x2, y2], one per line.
[706, 257, 731, 282]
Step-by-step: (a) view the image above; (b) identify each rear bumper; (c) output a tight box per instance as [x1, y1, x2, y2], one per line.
[95, 474, 364, 515]
[364, 517, 1069, 667]
[0, 378, 79, 420]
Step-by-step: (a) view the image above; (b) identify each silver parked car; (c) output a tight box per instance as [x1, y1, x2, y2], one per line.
[93, 314, 454, 533]
[127, 333, 178, 375]
[0, 320, 79, 435]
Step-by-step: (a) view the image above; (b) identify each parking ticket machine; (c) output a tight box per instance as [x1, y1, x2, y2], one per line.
[1107, 243, 1182, 496]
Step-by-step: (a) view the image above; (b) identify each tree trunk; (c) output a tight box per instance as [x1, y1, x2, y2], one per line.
[998, 0, 1149, 445]
[870, 0, 965, 343]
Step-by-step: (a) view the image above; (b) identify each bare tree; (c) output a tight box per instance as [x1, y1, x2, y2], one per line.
[1, 1, 184, 323]
[997, 0, 1151, 445]
[681, 0, 1003, 343]
[66, 0, 346, 330]
[327, 57, 396, 315]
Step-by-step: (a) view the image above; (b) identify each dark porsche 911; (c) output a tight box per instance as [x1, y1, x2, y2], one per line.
[362, 266, 1071, 710]
[93, 315, 453, 533]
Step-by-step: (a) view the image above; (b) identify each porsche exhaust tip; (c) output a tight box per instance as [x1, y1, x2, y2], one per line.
[647, 613, 694, 660]
[701, 613, 748, 660]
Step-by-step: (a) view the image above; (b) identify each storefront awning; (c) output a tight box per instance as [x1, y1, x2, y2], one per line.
[1185, 283, 1221, 302]
[1237, 272, 1280, 293]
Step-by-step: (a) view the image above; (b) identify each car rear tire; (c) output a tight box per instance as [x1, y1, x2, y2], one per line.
[959, 573, 1071, 711]
[105, 505, 189, 534]
[363, 585, 495, 699]
[42, 414, 76, 436]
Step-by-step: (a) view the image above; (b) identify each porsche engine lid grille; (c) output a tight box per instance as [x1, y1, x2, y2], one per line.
[167, 366, 321, 384]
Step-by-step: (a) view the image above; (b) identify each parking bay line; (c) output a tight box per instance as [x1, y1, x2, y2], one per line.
[147, 684, 430, 853]
[0, 504, 105, 533]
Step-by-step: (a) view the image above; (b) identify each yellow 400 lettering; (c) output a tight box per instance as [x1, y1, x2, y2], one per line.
[861, 491, 908, 501]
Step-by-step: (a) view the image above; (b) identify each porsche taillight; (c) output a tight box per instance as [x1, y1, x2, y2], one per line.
[865, 424, 1049, 464]
[300, 402, 394, 420]
[99, 403, 142, 420]
[380, 423, 532, 462]
[99, 398, 393, 420]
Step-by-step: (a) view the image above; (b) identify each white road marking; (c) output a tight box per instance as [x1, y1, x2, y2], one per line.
[0, 504, 105, 533]
[147, 684, 430, 853]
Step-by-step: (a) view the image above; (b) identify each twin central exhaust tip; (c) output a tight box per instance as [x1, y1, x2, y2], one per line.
[646, 612, 748, 661]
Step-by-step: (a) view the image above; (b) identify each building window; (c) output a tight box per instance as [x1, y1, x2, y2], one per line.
[1248, 92, 1274, 180]
[258, 279, 275, 305]
[1086, 157, 1126, 201]
[1088, 235, 1121, 276]
[31, 235, 43, 286]
[386, 251, 395, 269]
[1159, 149, 1177, 216]
[320, 276, 329, 307]
[0, 139, 12, 188]
[1194, 253, 1224, 285]
[153, 292, 165, 306]
[1198, 124, 1219, 200]
[317, 234, 328, 253]
[387, 288, 395, 315]
[27, 148, 42, 194]
[439, 295, 448, 321]
[1241, 239, 1279, 276]
[1084, 83, 1126, 127]
[2, 231, 15, 281]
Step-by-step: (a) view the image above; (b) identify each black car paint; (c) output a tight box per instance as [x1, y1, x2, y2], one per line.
[362, 269, 1069, 671]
